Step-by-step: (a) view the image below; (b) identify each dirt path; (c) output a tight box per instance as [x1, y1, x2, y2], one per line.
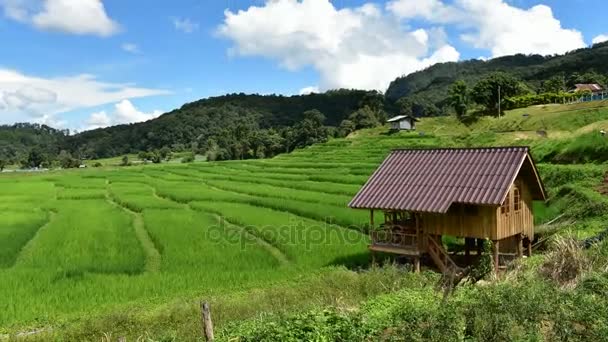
[105, 193, 162, 273]
[143, 180, 289, 265]
[13, 211, 56, 267]
[208, 213, 290, 266]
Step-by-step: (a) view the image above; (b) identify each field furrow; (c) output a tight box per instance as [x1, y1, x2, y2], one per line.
[0, 210, 52, 268]
[14, 200, 146, 275]
[107, 196, 162, 273]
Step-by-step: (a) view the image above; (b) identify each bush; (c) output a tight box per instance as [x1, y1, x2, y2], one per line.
[181, 153, 195, 163]
[540, 236, 590, 287]
[93, 162, 102, 168]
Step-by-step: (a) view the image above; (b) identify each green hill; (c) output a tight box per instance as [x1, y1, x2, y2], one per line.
[386, 41, 608, 105]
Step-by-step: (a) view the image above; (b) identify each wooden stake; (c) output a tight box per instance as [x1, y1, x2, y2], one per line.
[370, 209, 374, 229]
[492, 240, 500, 272]
[526, 237, 532, 257]
[414, 256, 420, 273]
[201, 301, 214, 342]
[516, 234, 523, 258]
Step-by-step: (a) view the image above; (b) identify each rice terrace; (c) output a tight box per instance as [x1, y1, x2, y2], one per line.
[2, 98, 608, 340]
[3, 3, 608, 340]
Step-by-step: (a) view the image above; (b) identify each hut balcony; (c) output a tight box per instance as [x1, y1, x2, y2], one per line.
[369, 217, 420, 256]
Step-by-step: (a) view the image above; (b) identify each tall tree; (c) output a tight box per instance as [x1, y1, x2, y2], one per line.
[25, 148, 46, 168]
[472, 72, 522, 115]
[447, 80, 469, 120]
[541, 75, 566, 93]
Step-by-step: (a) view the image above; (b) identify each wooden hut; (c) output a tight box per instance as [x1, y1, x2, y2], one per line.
[387, 115, 418, 131]
[349, 147, 546, 273]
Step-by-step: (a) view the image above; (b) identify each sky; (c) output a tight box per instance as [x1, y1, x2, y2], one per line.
[0, 0, 606, 131]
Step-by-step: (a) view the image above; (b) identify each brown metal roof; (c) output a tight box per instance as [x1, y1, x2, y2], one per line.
[349, 147, 546, 213]
[574, 84, 603, 92]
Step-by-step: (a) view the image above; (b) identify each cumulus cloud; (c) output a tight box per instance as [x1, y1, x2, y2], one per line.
[0, 68, 170, 126]
[84, 100, 162, 130]
[121, 43, 141, 54]
[218, 0, 459, 91]
[387, 0, 585, 57]
[0, 0, 120, 36]
[172, 17, 199, 33]
[592, 34, 608, 45]
[299, 86, 319, 95]
[386, 0, 460, 22]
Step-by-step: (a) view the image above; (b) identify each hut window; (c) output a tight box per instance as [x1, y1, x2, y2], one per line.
[513, 187, 521, 212]
[501, 194, 510, 214]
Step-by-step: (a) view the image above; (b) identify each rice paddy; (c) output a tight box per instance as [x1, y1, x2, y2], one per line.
[1, 108, 607, 334]
[0, 136, 393, 329]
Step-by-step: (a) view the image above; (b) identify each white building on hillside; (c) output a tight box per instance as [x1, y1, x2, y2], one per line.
[387, 115, 418, 131]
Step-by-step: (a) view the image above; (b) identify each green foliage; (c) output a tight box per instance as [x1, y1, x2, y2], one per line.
[57, 150, 81, 169]
[348, 105, 381, 129]
[471, 72, 524, 114]
[386, 42, 608, 103]
[540, 74, 567, 93]
[448, 80, 469, 120]
[120, 155, 129, 166]
[23, 147, 47, 168]
[181, 152, 195, 163]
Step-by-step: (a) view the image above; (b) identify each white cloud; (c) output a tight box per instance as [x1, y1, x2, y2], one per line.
[86, 110, 111, 130]
[299, 86, 319, 95]
[84, 100, 162, 130]
[172, 17, 199, 33]
[0, 68, 170, 126]
[592, 34, 608, 45]
[121, 43, 141, 54]
[218, 0, 459, 91]
[387, 0, 585, 58]
[1, 0, 120, 36]
[386, 0, 459, 22]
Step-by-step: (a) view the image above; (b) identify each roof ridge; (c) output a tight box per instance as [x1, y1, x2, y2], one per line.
[391, 146, 529, 152]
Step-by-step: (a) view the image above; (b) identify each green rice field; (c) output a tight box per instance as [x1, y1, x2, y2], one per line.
[1, 106, 608, 337]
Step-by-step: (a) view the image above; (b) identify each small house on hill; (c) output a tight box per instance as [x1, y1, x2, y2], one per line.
[387, 115, 418, 131]
[349, 147, 546, 273]
[572, 83, 603, 94]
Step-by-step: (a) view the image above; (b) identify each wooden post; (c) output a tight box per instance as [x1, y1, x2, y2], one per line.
[370, 209, 374, 229]
[526, 237, 532, 257]
[464, 238, 473, 257]
[201, 301, 214, 342]
[516, 234, 523, 258]
[414, 256, 420, 273]
[476, 238, 484, 255]
[492, 240, 500, 272]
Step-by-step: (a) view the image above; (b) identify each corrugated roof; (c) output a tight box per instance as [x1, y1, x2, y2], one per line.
[574, 84, 603, 92]
[349, 147, 545, 213]
[387, 115, 419, 123]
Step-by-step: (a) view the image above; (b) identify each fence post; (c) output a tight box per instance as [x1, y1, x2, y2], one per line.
[201, 301, 214, 342]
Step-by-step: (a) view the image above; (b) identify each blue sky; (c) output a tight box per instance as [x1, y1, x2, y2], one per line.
[0, 0, 606, 131]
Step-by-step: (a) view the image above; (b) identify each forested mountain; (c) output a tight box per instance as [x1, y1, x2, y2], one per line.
[1, 90, 384, 164]
[386, 41, 608, 106]
[0, 124, 68, 168]
[3, 42, 608, 166]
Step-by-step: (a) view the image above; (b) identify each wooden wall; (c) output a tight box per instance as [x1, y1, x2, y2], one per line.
[496, 177, 534, 240]
[419, 205, 497, 240]
[415, 176, 535, 240]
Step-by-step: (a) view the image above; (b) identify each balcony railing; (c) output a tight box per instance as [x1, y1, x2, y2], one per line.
[370, 228, 418, 249]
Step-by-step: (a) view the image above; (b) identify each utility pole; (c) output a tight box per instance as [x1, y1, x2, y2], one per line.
[498, 85, 501, 118]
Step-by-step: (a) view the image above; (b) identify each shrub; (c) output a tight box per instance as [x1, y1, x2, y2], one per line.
[181, 153, 195, 163]
[540, 236, 590, 287]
